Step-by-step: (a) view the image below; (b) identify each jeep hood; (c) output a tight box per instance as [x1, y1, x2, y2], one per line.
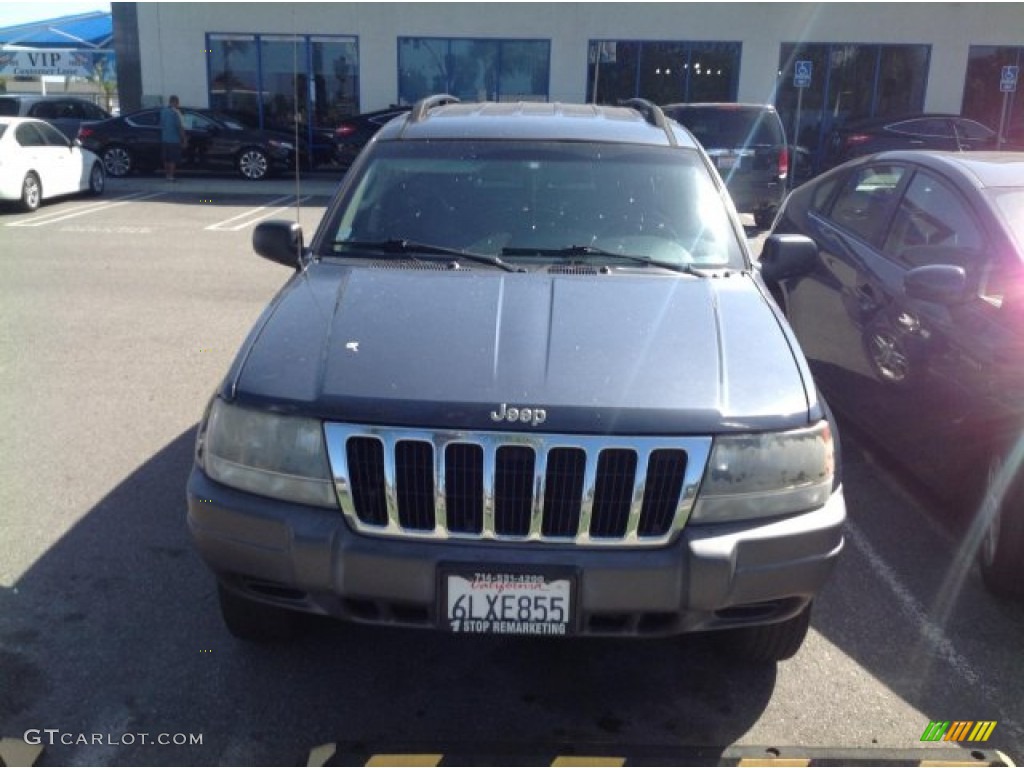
[228, 266, 812, 434]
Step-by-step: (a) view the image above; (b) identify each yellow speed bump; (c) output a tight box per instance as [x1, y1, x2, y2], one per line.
[365, 755, 443, 767]
[0, 738, 44, 768]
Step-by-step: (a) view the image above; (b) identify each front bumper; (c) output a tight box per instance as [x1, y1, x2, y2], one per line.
[187, 467, 845, 637]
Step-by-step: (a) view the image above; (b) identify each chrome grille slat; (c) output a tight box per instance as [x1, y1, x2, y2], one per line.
[481, 442, 497, 537]
[380, 433, 401, 531]
[323, 425, 713, 547]
[529, 447, 549, 539]
[433, 441, 448, 533]
[625, 449, 652, 540]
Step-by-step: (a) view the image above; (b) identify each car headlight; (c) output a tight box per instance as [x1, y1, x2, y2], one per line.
[689, 421, 834, 523]
[268, 140, 295, 151]
[196, 398, 337, 508]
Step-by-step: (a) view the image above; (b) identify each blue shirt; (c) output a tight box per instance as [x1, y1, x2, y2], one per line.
[160, 106, 183, 144]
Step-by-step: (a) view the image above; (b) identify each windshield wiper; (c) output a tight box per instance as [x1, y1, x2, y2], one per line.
[332, 239, 523, 272]
[500, 244, 705, 275]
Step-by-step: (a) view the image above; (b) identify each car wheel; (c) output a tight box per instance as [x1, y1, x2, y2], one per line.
[722, 602, 812, 663]
[102, 145, 132, 177]
[238, 148, 269, 180]
[19, 172, 41, 212]
[87, 162, 105, 196]
[863, 320, 920, 387]
[217, 583, 298, 642]
[978, 453, 1024, 598]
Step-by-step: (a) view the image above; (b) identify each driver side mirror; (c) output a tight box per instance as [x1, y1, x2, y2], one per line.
[253, 220, 305, 269]
[904, 264, 969, 305]
[758, 234, 818, 283]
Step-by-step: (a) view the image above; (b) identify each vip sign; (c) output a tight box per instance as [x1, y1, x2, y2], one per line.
[0, 50, 109, 77]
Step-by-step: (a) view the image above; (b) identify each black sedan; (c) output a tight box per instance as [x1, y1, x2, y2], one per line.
[78, 107, 297, 180]
[764, 150, 1024, 598]
[331, 105, 410, 166]
[825, 113, 998, 168]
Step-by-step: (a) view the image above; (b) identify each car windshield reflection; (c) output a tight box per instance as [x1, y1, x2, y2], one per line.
[325, 141, 744, 268]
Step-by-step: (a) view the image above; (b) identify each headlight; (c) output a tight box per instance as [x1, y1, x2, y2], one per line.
[197, 398, 336, 508]
[268, 140, 295, 151]
[689, 421, 834, 523]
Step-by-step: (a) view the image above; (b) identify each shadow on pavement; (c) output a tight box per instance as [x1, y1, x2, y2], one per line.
[1, 427, 778, 766]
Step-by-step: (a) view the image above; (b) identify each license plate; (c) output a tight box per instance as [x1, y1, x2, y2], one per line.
[442, 569, 573, 635]
[717, 155, 739, 170]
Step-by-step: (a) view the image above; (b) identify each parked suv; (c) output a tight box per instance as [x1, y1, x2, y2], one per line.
[662, 102, 789, 229]
[0, 94, 111, 140]
[186, 96, 845, 662]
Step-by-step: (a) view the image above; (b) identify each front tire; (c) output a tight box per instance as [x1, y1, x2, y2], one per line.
[101, 145, 132, 177]
[238, 147, 269, 180]
[722, 603, 812, 662]
[20, 172, 41, 212]
[217, 583, 298, 642]
[87, 162, 105, 196]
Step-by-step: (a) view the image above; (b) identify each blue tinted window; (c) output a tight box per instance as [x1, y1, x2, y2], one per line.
[398, 38, 550, 104]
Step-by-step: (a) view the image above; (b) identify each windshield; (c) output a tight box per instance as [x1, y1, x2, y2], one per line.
[664, 106, 783, 148]
[323, 140, 745, 269]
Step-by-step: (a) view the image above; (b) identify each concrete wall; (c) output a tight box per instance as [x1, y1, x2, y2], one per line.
[134, 2, 1024, 112]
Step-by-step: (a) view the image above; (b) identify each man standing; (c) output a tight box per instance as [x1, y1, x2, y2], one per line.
[160, 95, 187, 181]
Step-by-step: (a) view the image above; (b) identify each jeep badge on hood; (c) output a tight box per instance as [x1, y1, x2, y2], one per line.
[490, 403, 547, 427]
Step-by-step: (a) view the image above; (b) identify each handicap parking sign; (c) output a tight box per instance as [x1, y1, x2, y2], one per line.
[794, 60, 812, 88]
[1001, 65, 1019, 93]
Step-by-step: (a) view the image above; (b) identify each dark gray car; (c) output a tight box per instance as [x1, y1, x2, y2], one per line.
[0, 94, 111, 140]
[766, 150, 1024, 598]
[186, 96, 844, 662]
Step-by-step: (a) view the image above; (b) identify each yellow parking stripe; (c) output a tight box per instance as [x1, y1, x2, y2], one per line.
[307, 743, 336, 767]
[365, 755, 443, 767]
[551, 758, 626, 767]
[0, 738, 44, 767]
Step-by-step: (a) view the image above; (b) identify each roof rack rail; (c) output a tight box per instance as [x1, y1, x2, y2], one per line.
[620, 98, 677, 147]
[409, 94, 460, 123]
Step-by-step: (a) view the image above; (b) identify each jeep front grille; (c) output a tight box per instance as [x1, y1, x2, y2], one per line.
[323, 425, 712, 546]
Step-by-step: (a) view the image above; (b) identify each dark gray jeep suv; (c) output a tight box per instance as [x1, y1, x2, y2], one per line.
[186, 96, 844, 662]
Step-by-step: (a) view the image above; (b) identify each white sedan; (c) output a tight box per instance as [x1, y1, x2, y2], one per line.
[0, 116, 104, 211]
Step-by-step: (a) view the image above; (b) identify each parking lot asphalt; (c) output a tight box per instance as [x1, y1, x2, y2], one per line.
[2, 183, 1020, 767]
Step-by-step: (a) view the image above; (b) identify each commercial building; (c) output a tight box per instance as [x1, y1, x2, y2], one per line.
[113, 2, 1023, 169]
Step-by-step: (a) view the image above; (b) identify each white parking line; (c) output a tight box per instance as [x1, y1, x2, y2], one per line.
[205, 195, 312, 232]
[5, 192, 165, 227]
[845, 521, 1024, 742]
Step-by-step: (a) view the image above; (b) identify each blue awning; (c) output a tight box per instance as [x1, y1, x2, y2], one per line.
[0, 11, 112, 49]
